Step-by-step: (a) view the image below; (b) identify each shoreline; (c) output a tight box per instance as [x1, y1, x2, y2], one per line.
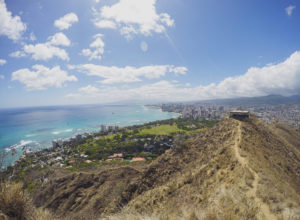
[1, 105, 180, 169]
[145, 104, 183, 116]
[3, 116, 185, 172]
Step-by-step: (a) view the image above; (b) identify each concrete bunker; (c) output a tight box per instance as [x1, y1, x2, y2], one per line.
[229, 111, 250, 120]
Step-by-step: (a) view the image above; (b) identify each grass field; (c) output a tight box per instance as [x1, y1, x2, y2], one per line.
[138, 124, 185, 136]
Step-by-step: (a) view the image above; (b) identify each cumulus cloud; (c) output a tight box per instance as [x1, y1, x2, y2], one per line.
[90, 34, 105, 48]
[23, 44, 69, 61]
[80, 34, 105, 60]
[0, 74, 4, 80]
[201, 51, 300, 98]
[93, 0, 174, 39]
[54, 13, 78, 30]
[69, 64, 187, 84]
[79, 85, 99, 93]
[170, 66, 188, 76]
[12, 65, 77, 90]
[48, 32, 71, 46]
[0, 0, 26, 41]
[10, 32, 70, 61]
[79, 85, 100, 97]
[66, 51, 300, 103]
[0, 59, 7, 66]
[94, 20, 117, 29]
[66, 85, 101, 99]
[285, 5, 296, 16]
[66, 81, 190, 103]
[9, 50, 26, 58]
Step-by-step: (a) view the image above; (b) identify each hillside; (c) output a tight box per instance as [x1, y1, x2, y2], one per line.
[34, 166, 142, 219]
[1, 116, 300, 220]
[107, 116, 300, 219]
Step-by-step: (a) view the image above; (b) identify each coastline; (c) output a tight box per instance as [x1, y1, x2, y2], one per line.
[1, 104, 180, 169]
[3, 115, 185, 172]
[145, 104, 183, 117]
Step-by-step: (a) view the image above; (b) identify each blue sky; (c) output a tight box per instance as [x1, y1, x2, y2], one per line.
[0, 0, 299, 108]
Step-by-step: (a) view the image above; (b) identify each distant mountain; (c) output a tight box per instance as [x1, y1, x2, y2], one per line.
[195, 94, 300, 106]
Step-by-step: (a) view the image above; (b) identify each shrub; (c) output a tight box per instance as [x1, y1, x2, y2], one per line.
[0, 183, 54, 220]
[0, 183, 29, 219]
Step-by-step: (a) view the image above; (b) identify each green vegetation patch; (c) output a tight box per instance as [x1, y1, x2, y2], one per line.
[177, 118, 219, 131]
[138, 124, 185, 136]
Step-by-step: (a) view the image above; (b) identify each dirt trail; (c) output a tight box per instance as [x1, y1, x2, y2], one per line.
[233, 121, 277, 220]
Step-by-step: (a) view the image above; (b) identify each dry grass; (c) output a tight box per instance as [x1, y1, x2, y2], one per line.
[103, 190, 257, 220]
[239, 117, 300, 219]
[0, 183, 30, 219]
[0, 182, 55, 220]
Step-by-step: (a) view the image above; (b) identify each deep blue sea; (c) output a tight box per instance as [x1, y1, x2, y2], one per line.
[0, 104, 179, 167]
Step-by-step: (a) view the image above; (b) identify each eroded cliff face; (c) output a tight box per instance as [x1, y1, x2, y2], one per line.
[32, 116, 300, 220]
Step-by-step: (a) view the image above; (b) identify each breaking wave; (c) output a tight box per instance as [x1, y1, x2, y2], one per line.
[52, 129, 73, 135]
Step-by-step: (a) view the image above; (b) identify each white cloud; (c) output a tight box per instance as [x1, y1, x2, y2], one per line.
[48, 32, 71, 46]
[189, 51, 300, 99]
[66, 51, 300, 103]
[54, 13, 78, 30]
[170, 66, 188, 76]
[93, 0, 174, 38]
[94, 20, 117, 29]
[79, 85, 100, 96]
[0, 74, 4, 80]
[23, 44, 69, 61]
[10, 32, 71, 61]
[69, 64, 187, 84]
[0, 59, 7, 66]
[204, 51, 300, 98]
[80, 34, 105, 60]
[285, 5, 296, 16]
[66, 81, 187, 103]
[12, 65, 77, 90]
[9, 50, 26, 58]
[140, 41, 148, 52]
[66, 85, 100, 99]
[0, 0, 26, 41]
[90, 35, 104, 48]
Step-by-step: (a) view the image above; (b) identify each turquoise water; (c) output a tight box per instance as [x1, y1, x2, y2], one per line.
[0, 104, 179, 167]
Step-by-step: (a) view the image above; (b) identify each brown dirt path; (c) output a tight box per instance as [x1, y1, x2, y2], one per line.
[233, 121, 277, 220]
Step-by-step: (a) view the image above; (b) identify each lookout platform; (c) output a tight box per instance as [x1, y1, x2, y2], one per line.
[229, 111, 250, 120]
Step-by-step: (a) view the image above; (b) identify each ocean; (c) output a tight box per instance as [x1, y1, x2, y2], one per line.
[0, 104, 179, 167]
